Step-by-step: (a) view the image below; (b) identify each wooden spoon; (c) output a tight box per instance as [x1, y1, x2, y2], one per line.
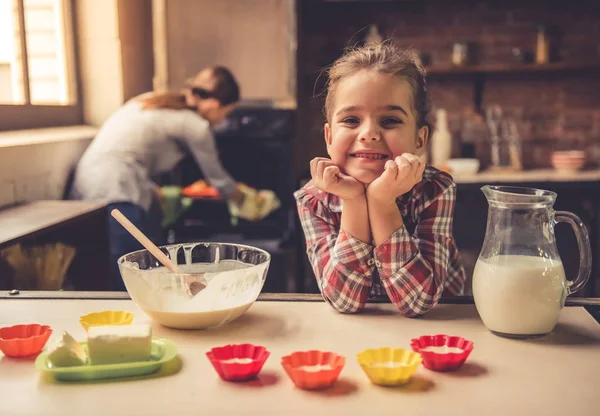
[110, 209, 206, 296]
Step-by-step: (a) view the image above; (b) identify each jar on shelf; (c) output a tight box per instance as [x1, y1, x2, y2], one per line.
[535, 24, 550, 64]
[452, 41, 471, 66]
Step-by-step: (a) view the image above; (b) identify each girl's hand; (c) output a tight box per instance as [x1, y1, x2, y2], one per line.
[310, 157, 365, 201]
[367, 154, 425, 206]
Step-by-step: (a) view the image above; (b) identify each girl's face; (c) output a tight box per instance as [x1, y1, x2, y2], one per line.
[324, 70, 428, 184]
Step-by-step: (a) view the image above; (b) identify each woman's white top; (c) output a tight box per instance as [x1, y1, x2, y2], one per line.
[69, 100, 236, 212]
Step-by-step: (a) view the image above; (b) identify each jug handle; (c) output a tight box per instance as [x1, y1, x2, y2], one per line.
[555, 211, 592, 295]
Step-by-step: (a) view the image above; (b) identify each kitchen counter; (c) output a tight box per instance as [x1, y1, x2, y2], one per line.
[453, 168, 600, 184]
[0, 202, 110, 290]
[1, 292, 599, 415]
[0, 201, 106, 249]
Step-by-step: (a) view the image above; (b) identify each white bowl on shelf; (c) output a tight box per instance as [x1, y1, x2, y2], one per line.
[446, 158, 480, 176]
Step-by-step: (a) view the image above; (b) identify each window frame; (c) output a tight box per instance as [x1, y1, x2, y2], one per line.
[0, 0, 81, 131]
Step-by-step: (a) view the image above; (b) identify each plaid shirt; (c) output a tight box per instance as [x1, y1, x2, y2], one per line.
[294, 166, 466, 317]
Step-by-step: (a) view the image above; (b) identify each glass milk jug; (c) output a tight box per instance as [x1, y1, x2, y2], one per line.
[472, 186, 591, 339]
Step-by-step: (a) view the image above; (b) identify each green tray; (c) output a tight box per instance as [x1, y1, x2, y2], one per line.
[35, 338, 177, 382]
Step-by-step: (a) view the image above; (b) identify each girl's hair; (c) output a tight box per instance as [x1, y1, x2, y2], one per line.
[324, 42, 433, 139]
[139, 66, 240, 110]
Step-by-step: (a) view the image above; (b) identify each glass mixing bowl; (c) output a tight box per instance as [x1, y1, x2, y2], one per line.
[118, 242, 270, 329]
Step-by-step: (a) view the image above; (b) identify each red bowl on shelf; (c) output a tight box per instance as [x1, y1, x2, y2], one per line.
[206, 343, 270, 381]
[281, 350, 345, 390]
[410, 334, 473, 372]
[551, 151, 586, 173]
[0, 324, 53, 358]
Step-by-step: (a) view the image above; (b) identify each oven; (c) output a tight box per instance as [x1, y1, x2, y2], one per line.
[162, 107, 299, 293]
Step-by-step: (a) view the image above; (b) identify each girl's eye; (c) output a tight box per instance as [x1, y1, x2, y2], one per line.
[381, 117, 402, 127]
[341, 117, 359, 125]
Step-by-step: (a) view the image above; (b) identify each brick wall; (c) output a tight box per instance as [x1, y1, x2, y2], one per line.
[296, 0, 600, 172]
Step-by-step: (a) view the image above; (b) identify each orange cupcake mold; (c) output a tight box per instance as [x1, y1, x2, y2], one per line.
[0, 324, 53, 357]
[281, 350, 345, 390]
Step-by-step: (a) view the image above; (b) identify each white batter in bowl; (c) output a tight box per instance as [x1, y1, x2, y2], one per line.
[118, 242, 270, 329]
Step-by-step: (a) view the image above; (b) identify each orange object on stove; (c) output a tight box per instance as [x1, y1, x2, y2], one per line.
[181, 180, 220, 198]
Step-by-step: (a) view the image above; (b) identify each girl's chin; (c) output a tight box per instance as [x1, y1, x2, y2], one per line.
[346, 169, 382, 185]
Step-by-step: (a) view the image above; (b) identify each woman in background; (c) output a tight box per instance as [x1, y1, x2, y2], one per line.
[70, 66, 277, 290]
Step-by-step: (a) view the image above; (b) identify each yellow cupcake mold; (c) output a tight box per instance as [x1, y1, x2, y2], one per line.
[357, 347, 422, 386]
[80, 310, 134, 332]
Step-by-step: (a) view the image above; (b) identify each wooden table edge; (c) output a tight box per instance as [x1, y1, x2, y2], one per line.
[3, 291, 599, 324]
[1, 291, 599, 304]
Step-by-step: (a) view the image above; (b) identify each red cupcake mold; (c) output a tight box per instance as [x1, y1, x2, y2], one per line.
[410, 334, 473, 372]
[206, 343, 270, 381]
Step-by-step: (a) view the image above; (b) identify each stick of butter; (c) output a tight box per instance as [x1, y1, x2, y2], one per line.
[47, 331, 87, 367]
[87, 324, 152, 365]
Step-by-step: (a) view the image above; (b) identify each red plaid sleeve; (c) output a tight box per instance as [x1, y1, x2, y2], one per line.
[373, 178, 465, 317]
[295, 187, 374, 313]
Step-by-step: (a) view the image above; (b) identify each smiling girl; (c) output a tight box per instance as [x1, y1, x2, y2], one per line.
[294, 43, 466, 317]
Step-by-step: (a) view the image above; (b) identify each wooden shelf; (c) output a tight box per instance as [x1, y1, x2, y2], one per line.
[302, 61, 600, 78]
[452, 169, 600, 185]
[300, 60, 600, 113]
[426, 61, 600, 75]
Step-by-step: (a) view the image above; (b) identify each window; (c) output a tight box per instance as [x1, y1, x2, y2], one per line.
[0, 0, 80, 130]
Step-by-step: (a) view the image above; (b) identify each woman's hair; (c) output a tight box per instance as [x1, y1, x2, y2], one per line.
[210, 66, 240, 106]
[324, 42, 433, 139]
[138, 92, 191, 110]
[138, 66, 240, 110]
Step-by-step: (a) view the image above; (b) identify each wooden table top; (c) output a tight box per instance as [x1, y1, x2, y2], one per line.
[1, 295, 599, 415]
